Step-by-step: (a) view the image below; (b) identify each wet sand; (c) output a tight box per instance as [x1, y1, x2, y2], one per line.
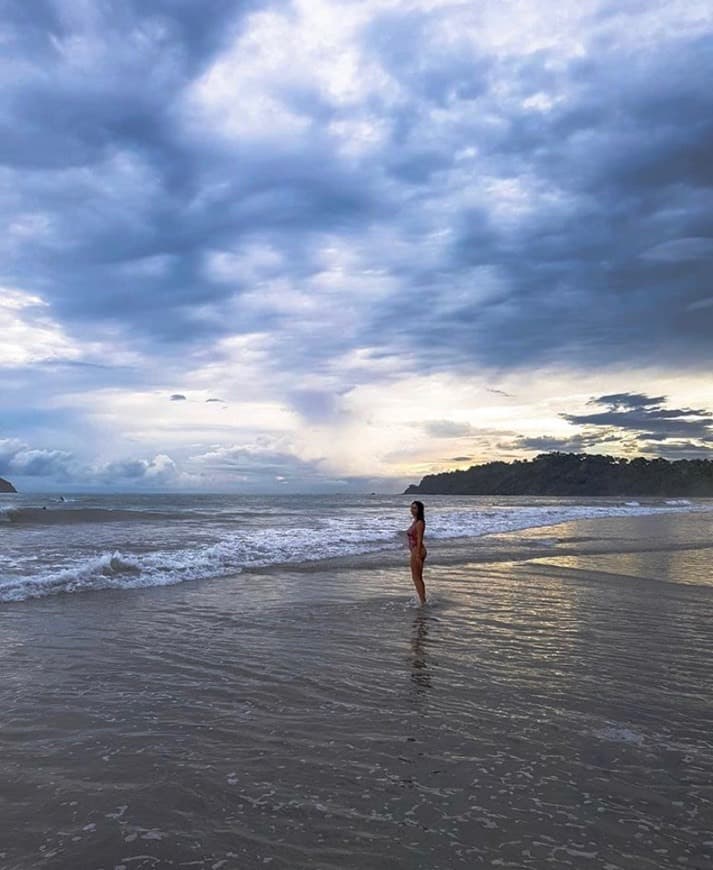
[2, 511, 712, 869]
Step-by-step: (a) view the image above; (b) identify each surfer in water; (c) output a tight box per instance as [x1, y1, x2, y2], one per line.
[407, 500, 427, 605]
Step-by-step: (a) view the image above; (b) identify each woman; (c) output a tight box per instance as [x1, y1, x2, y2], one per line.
[407, 500, 427, 605]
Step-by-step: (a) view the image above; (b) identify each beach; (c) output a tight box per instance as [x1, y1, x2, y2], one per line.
[2, 503, 713, 869]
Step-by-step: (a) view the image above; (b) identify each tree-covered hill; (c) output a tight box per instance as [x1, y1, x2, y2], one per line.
[404, 452, 713, 496]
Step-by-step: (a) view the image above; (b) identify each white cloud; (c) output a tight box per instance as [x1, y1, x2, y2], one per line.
[0, 436, 195, 488]
[182, 0, 396, 144]
[97, 453, 182, 484]
[0, 288, 82, 366]
[0, 437, 76, 478]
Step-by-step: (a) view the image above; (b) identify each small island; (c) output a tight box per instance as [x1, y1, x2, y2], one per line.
[0, 476, 17, 493]
[405, 451, 713, 497]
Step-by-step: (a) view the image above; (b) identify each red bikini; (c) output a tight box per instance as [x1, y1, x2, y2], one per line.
[407, 523, 418, 550]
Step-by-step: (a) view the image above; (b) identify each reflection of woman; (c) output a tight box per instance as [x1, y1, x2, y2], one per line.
[410, 613, 431, 693]
[407, 500, 427, 605]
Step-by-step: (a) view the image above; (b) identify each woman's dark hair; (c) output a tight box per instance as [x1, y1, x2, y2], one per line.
[411, 500, 425, 523]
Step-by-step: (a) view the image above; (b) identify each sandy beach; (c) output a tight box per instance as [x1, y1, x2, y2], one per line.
[2, 509, 712, 869]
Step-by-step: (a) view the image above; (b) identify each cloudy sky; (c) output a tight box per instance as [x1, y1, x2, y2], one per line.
[2, 0, 712, 492]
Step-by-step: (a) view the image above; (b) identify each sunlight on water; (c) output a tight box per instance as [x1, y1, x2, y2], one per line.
[535, 546, 713, 587]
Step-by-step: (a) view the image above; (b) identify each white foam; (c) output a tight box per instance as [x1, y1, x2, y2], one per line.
[0, 551, 159, 602]
[0, 506, 20, 522]
[423, 499, 711, 541]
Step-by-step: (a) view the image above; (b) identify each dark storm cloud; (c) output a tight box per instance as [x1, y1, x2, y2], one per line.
[0, 0, 260, 171]
[2, 0, 713, 388]
[170, 394, 187, 401]
[640, 441, 713, 459]
[505, 431, 713, 460]
[2, 0, 366, 348]
[1, 1, 252, 72]
[562, 393, 713, 442]
[360, 19, 713, 372]
[590, 393, 666, 409]
[495, 391, 713, 459]
[507, 433, 622, 453]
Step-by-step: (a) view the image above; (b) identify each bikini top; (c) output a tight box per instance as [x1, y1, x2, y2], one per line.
[407, 522, 421, 548]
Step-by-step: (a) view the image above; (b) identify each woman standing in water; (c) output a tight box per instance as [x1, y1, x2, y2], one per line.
[407, 500, 427, 605]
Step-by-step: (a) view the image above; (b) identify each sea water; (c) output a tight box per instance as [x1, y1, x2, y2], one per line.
[0, 494, 711, 602]
[1, 492, 711, 603]
[2, 497, 713, 868]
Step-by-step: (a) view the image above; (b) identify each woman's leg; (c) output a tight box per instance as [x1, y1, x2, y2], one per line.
[410, 553, 427, 604]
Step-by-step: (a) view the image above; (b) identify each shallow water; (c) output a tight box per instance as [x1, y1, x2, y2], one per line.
[2, 512, 712, 868]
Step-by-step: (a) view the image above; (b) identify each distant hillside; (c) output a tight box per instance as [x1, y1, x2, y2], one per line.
[405, 452, 713, 497]
[0, 477, 17, 493]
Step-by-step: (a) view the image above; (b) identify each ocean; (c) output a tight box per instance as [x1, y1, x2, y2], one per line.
[2, 494, 713, 868]
[1, 492, 710, 603]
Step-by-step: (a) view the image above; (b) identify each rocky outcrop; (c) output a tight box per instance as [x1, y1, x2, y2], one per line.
[0, 477, 17, 493]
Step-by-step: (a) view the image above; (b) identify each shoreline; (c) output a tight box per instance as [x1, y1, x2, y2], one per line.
[246, 509, 713, 587]
[4, 501, 713, 607]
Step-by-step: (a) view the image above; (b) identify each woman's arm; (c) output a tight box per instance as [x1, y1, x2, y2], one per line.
[415, 520, 425, 550]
